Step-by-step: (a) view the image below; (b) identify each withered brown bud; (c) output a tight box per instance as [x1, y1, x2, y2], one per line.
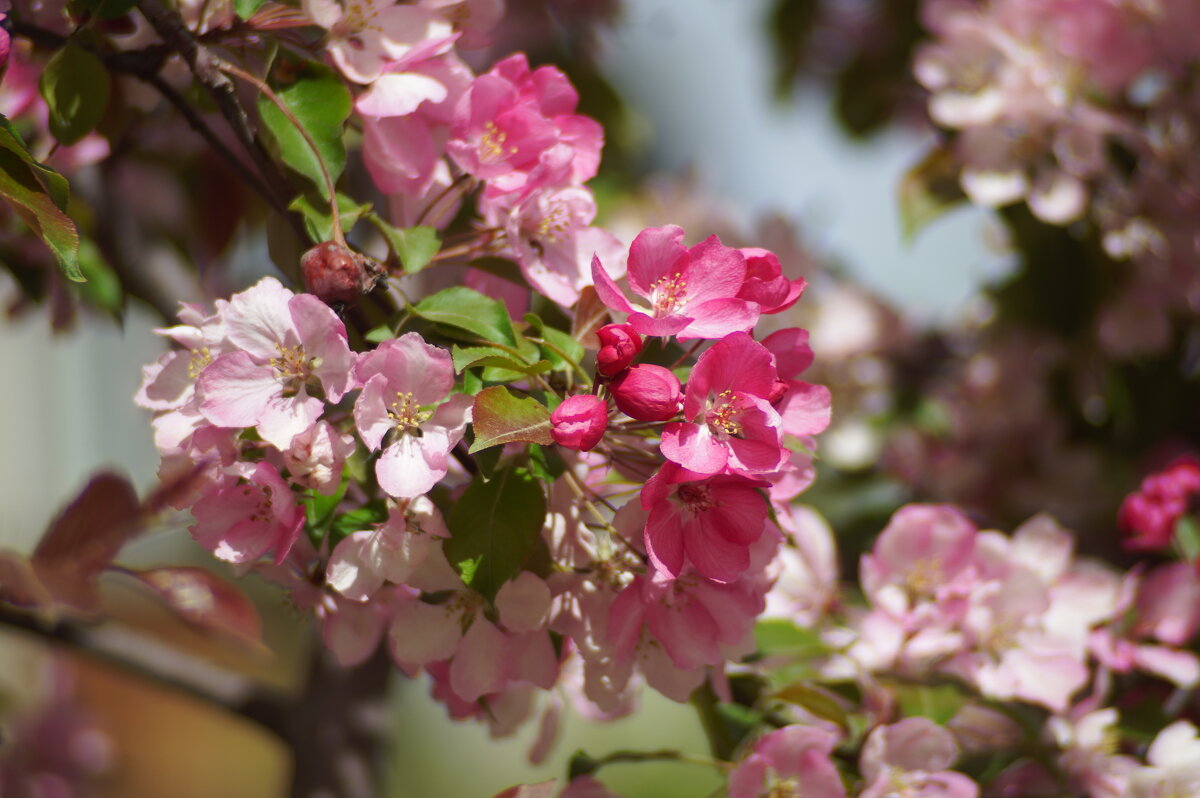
[300, 242, 385, 307]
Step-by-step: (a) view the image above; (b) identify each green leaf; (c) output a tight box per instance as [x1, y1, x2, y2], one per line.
[39, 45, 111, 147]
[234, 0, 269, 18]
[527, 443, 566, 482]
[524, 313, 585, 371]
[894, 682, 968, 725]
[258, 64, 352, 200]
[898, 146, 967, 241]
[0, 117, 70, 210]
[1174, 515, 1200, 563]
[444, 466, 547, 599]
[289, 191, 370, 243]
[773, 684, 849, 730]
[753, 619, 829, 658]
[452, 345, 551, 377]
[467, 255, 525, 286]
[327, 501, 388, 544]
[366, 213, 440, 274]
[0, 139, 80, 280]
[469, 386, 554, 453]
[412, 286, 518, 347]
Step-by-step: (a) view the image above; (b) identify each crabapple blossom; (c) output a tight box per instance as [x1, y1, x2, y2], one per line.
[353, 333, 472, 498]
[1128, 721, 1200, 798]
[592, 227, 761, 340]
[736, 247, 806, 315]
[1118, 456, 1200, 552]
[859, 718, 978, 798]
[660, 332, 787, 476]
[728, 725, 846, 798]
[189, 461, 304, 565]
[447, 53, 602, 195]
[198, 276, 356, 451]
[326, 496, 450, 601]
[640, 462, 769, 583]
[303, 0, 456, 84]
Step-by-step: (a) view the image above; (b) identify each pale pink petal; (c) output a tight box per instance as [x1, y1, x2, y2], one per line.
[198, 351, 277, 429]
[496, 572, 552, 633]
[388, 599, 460, 665]
[222, 276, 296, 358]
[450, 616, 510, 701]
[354, 374, 394, 451]
[257, 391, 324, 450]
[376, 434, 443, 498]
[356, 72, 449, 118]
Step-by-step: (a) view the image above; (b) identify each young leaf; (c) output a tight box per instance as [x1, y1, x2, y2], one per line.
[444, 466, 547, 599]
[133, 567, 265, 650]
[365, 213, 440, 274]
[571, 285, 610, 347]
[234, 0, 269, 19]
[469, 386, 554, 452]
[452, 345, 551, 376]
[898, 146, 967, 242]
[39, 45, 111, 147]
[412, 286, 518, 347]
[257, 64, 352, 200]
[0, 126, 81, 280]
[290, 191, 370, 242]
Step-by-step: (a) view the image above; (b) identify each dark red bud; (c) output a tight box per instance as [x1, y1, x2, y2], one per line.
[300, 242, 384, 307]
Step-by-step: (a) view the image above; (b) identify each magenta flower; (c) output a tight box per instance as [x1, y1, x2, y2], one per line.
[728, 725, 846, 798]
[761, 327, 832, 439]
[591, 226, 761, 340]
[1118, 456, 1200, 551]
[660, 332, 787, 476]
[190, 461, 304, 564]
[447, 53, 602, 196]
[641, 462, 768, 583]
[353, 333, 472, 498]
[198, 277, 356, 451]
[608, 364, 681, 422]
[551, 394, 608, 452]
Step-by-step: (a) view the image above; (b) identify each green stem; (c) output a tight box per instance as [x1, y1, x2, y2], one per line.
[690, 682, 739, 762]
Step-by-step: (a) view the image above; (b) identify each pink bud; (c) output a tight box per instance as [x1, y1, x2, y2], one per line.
[595, 323, 643, 377]
[767, 378, 789, 405]
[609, 364, 681, 422]
[551, 394, 608, 451]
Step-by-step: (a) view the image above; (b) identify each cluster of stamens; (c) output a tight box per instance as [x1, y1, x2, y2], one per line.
[479, 121, 518, 163]
[332, 0, 380, 36]
[533, 201, 572, 244]
[242, 483, 274, 524]
[389, 391, 432, 431]
[650, 272, 688, 316]
[677, 483, 714, 513]
[187, 346, 213, 380]
[706, 390, 744, 437]
[270, 343, 309, 380]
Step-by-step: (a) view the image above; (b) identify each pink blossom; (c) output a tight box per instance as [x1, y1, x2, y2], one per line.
[551, 394, 608, 452]
[326, 496, 449, 600]
[198, 277, 356, 451]
[190, 461, 304, 564]
[761, 327, 832, 439]
[859, 718, 978, 798]
[304, 0, 456, 84]
[765, 504, 838, 626]
[282, 420, 356, 494]
[353, 333, 472, 498]
[447, 53, 602, 195]
[640, 462, 768, 583]
[608, 364, 681, 422]
[418, 0, 504, 50]
[595, 323, 642, 377]
[660, 332, 787, 476]
[1128, 721, 1200, 798]
[486, 185, 624, 307]
[591, 226, 760, 340]
[737, 247, 806, 315]
[728, 725, 845, 798]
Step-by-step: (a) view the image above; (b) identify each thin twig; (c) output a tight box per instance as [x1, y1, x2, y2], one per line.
[218, 61, 344, 246]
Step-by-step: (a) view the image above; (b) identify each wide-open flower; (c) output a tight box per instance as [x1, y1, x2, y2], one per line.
[198, 277, 356, 451]
[354, 333, 472, 498]
[660, 332, 786, 475]
[591, 226, 759, 340]
[447, 53, 602, 196]
[326, 496, 449, 600]
[303, 0, 456, 84]
[641, 462, 769, 583]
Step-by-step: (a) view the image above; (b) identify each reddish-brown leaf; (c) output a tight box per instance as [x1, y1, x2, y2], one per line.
[571, 285, 610, 350]
[134, 566, 265, 650]
[469, 386, 554, 453]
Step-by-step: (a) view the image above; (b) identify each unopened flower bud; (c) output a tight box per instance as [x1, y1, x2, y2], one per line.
[595, 323, 643, 377]
[609, 364, 681, 422]
[300, 242, 384, 307]
[551, 394, 608, 451]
